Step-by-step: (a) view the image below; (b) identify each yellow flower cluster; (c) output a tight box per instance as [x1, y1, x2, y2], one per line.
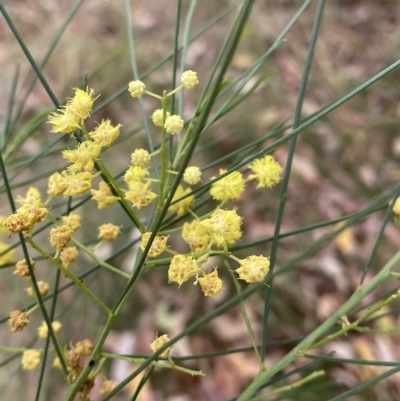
[3, 200, 48, 236]
[65, 339, 94, 381]
[149, 334, 173, 358]
[48, 88, 96, 134]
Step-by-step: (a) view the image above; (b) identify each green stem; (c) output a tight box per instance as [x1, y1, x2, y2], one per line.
[254, 370, 325, 399]
[102, 352, 204, 376]
[29, 240, 112, 315]
[71, 237, 131, 279]
[96, 158, 145, 233]
[226, 261, 262, 369]
[157, 93, 170, 212]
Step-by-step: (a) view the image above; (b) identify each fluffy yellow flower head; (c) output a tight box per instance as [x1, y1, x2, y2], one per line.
[181, 70, 199, 89]
[210, 169, 245, 201]
[149, 334, 172, 358]
[140, 232, 169, 257]
[9, 310, 29, 332]
[47, 108, 80, 134]
[60, 246, 79, 269]
[131, 149, 151, 168]
[168, 254, 198, 286]
[124, 166, 150, 185]
[128, 80, 146, 98]
[125, 181, 157, 209]
[236, 255, 270, 283]
[25, 281, 50, 297]
[14, 258, 35, 277]
[90, 119, 121, 147]
[3, 201, 48, 235]
[60, 171, 94, 196]
[37, 320, 62, 339]
[182, 220, 210, 253]
[183, 166, 202, 185]
[100, 380, 118, 395]
[164, 114, 184, 135]
[168, 185, 194, 216]
[248, 155, 283, 189]
[15, 187, 42, 205]
[198, 270, 223, 297]
[203, 208, 242, 248]
[67, 87, 97, 120]
[62, 214, 82, 232]
[21, 350, 41, 370]
[98, 223, 120, 242]
[151, 109, 170, 128]
[91, 182, 118, 209]
[50, 225, 73, 250]
[47, 172, 68, 197]
[63, 141, 102, 172]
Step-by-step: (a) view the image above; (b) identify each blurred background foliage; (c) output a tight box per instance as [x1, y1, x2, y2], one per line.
[1, 0, 400, 400]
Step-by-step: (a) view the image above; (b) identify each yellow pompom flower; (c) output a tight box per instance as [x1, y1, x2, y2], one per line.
[164, 114, 184, 135]
[128, 80, 146, 98]
[9, 310, 29, 332]
[60, 246, 79, 269]
[90, 119, 121, 147]
[181, 70, 199, 89]
[37, 320, 62, 339]
[0, 242, 15, 266]
[25, 281, 50, 297]
[14, 258, 35, 277]
[198, 270, 223, 297]
[203, 208, 242, 248]
[62, 214, 82, 232]
[98, 223, 120, 242]
[15, 187, 42, 205]
[168, 185, 194, 216]
[125, 181, 157, 209]
[149, 334, 172, 358]
[21, 350, 41, 370]
[124, 166, 150, 185]
[100, 380, 118, 395]
[183, 166, 202, 185]
[131, 149, 151, 168]
[140, 232, 169, 257]
[236, 255, 270, 283]
[151, 109, 170, 128]
[210, 169, 245, 201]
[49, 225, 73, 250]
[75, 339, 94, 356]
[91, 182, 118, 209]
[47, 172, 68, 196]
[63, 141, 102, 172]
[3, 201, 48, 235]
[18, 201, 48, 224]
[182, 220, 210, 253]
[47, 107, 80, 134]
[248, 155, 283, 189]
[168, 254, 198, 286]
[59, 246, 79, 269]
[67, 87, 97, 120]
[60, 171, 95, 196]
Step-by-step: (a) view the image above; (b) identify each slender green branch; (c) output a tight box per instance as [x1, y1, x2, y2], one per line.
[71, 238, 131, 279]
[29, 240, 112, 315]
